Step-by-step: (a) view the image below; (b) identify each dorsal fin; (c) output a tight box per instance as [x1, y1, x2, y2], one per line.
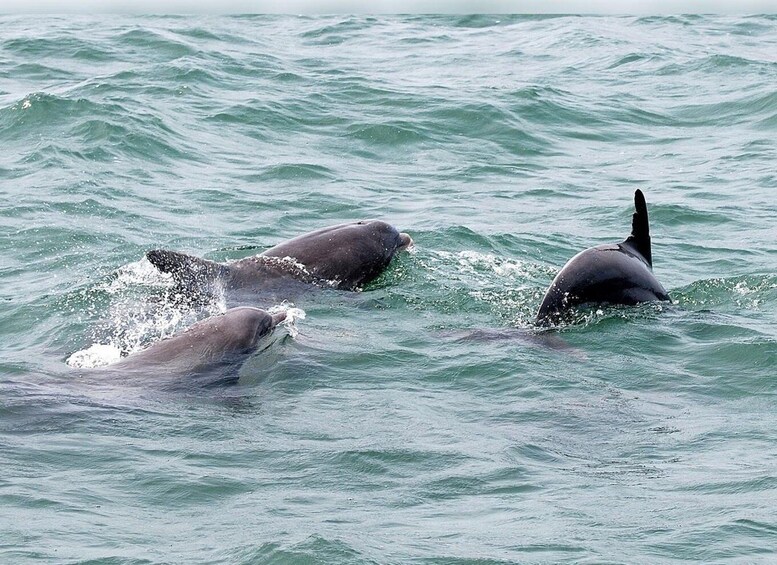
[146, 249, 226, 289]
[624, 189, 652, 266]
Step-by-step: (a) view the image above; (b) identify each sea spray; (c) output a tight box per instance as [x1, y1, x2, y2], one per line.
[269, 301, 306, 339]
[66, 343, 122, 368]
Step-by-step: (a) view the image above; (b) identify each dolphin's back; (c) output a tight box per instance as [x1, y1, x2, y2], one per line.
[258, 220, 404, 289]
[535, 244, 669, 326]
[534, 190, 670, 326]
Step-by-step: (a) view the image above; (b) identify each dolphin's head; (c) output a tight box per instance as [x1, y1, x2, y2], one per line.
[261, 219, 413, 289]
[225, 307, 286, 351]
[355, 220, 413, 255]
[339, 220, 413, 286]
[254, 308, 286, 341]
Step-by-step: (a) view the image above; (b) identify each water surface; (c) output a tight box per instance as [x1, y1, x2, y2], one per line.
[1, 14, 776, 564]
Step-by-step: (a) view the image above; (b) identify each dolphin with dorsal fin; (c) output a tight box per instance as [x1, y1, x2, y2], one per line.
[535, 189, 670, 326]
[145, 220, 413, 301]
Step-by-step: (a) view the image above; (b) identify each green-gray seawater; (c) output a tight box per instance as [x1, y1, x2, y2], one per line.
[1, 14, 776, 564]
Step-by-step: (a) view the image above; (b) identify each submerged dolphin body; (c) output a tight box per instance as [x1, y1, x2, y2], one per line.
[535, 190, 670, 326]
[146, 220, 413, 302]
[106, 307, 286, 376]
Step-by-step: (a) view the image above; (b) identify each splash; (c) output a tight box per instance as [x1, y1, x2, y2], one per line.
[252, 254, 342, 288]
[98, 258, 226, 351]
[256, 255, 312, 278]
[268, 301, 306, 339]
[424, 250, 554, 290]
[455, 250, 532, 278]
[102, 258, 173, 294]
[66, 343, 122, 368]
[67, 256, 227, 366]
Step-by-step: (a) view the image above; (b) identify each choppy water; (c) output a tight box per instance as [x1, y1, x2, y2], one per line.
[1, 14, 776, 564]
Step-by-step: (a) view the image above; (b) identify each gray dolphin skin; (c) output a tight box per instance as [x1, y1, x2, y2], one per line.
[109, 307, 286, 375]
[535, 189, 670, 326]
[146, 220, 413, 297]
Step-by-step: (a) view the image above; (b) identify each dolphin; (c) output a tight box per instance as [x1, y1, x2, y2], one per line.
[146, 220, 413, 301]
[106, 307, 286, 376]
[535, 189, 670, 326]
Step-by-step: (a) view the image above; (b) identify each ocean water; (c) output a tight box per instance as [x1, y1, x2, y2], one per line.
[1, 13, 776, 564]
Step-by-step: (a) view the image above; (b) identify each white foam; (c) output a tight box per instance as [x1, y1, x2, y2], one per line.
[256, 255, 346, 288]
[456, 250, 529, 277]
[431, 250, 532, 280]
[258, 255, 311, 275]
[103, 258, 173, 295]
[268, 301, 306, 339]
[734, 280, 755, 295]
[68, 255, 235, 369]
[66, 343, 122, 368]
